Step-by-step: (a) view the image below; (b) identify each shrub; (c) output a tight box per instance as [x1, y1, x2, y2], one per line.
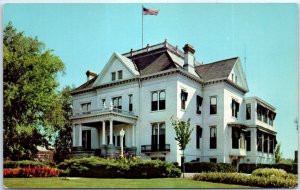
[252, 168, 287, 178]
[58, 157, 181, 178]
[4, 160, 55, 169]
[239, 163, 298, 174]
[184, 162, 236, 173]
[4, 166, 60, 178]
[193, 172, 298, 188]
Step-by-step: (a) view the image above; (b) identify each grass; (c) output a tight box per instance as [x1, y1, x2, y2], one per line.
[4, 177, 254, 188]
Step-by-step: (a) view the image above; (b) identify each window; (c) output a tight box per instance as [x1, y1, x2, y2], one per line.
[268, 111, 276, 126]
[263, 109, 268, 123]
[257, 130, 262, 152]
[269, 135, 274, 154]
[210, 97, 217, 115]
[196, 125, 202, 149]
[112, 97, 122, 110]
[118, 70, 123, 80]
[181, 90, 188, 110]
[246, 131, 251, 151]
[263, 133, 268, 153]
[232, 128, 240, 149]
[102, 99, 106, 108]
[235, 76, 238, 83]
[231, 73, 234, 81]
[81, 102, 91, 112]
[151, 123, 166, 151]
[151, 90, 166, 111]
[240, 132, 245, 149]
[128, 94, 133, 112]
[82, 130, 91, 150]
[210, 158, 217, 163]
[210, 126, 217, 149]
[196, 95, 203, 114]
[231, 99, 240, 118]
[246, 103, 251, 120]
[257, 104, 262, 121]
[112, 72, 116, 81]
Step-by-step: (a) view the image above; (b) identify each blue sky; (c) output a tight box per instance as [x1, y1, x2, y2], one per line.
[3, 3, 298, 159]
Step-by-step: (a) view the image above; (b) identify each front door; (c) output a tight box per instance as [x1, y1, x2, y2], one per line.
[82, 130, 91, 150]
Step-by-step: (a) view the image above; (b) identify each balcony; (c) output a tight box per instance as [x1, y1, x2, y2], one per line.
[74, 107, 135, 117]
[141, 144, 170, 153]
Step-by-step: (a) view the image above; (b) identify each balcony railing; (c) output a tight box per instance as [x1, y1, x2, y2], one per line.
[141, 144, 170, 153]
[74, 108, 135, 117]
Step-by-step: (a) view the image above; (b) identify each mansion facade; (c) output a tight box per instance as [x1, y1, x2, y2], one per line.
[70, 40, 277, 165]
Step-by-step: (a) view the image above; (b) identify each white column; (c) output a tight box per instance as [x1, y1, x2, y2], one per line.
[132, 124, 135, 146]
[72, 125, 76, 147]
[78, 125, 82, 147]
[102, 120, 106, 145]
[109, 120, 113, 145]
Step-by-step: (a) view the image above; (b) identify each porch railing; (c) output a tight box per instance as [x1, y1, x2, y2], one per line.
[141, 144, 170, 153]
[74, 108, 135, 117]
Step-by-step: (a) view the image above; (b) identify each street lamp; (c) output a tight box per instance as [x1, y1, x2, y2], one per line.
[120, 128, 125, 157]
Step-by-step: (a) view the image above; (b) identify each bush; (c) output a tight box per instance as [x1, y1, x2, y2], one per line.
[57, 157, 181, 178]
[193, 172, 298, 188]
[4, 166, 60, 178]
[4, 160, 55, 169]
[239, 163, 298, 174]
[184, 162, 236, 173]
[252, 168, 287, 178]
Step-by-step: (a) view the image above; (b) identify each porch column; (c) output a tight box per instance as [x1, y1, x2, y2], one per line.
[132, 124, 135, 146]
[78, 124, 82, 147]
[109, 120, 113, 145]
[72, 125, 76, 147]
[102, 120, 106, 145]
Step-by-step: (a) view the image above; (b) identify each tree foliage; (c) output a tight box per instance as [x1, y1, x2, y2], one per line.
[275, 143, 283, 163]
[54, 86, 74, 163]
[3, 22, 65, 160]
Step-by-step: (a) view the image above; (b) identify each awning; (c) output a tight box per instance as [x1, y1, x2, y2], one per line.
[228, 122, 248, 129]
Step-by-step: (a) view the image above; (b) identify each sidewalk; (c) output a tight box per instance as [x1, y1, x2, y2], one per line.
[181, 173, 198, 178]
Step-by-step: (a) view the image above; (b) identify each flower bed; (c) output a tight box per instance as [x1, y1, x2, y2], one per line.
[4, 166, 60, 178]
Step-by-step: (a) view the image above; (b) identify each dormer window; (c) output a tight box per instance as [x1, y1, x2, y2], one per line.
[112, 72, 116, 81]
[118, 70, 123, 80]
[231, 73, 234, 81]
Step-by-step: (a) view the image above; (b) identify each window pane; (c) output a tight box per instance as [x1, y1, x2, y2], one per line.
[112, 72, 116, 81]
[118, 70, 123, 79]
[159, 91, 166, 100]
[152, 92, 158, 101]
[211, 97, 216, 105]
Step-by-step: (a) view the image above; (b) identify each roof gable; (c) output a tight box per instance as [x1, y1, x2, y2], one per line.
[228, 59, 249, 91]
[93, 52, 139, 87]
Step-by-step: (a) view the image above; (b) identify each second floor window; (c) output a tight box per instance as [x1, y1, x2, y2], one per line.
[102, 99, 106, 108]
[112, 72, 116, 81]
[151, 90, 166, 111]
[210, 97, 217, 115]
[151, 123, 166, 151]
[257, 130, 262, 152]
[181, 90, 188, 110]
[112, 97, 122, 110]
[246, 103, 251, 120]
[128, 94, 133, 112]
[246, 131, 251, 151]
[196, 95, 203, 114]
[81, 102, 91, 112]
[210, 126, 217, 149]
[232, 99, 240, 118]
[257, 104, 262, 121]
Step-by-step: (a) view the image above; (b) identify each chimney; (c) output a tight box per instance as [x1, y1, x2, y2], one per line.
[86, 70, 97, 81]
[183, 44, 197, 76]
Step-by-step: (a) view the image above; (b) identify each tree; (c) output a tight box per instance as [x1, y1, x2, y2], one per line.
[275, 143, 283, 163]
[54, 86, 74, 163]
[3, 22, 65, 160]
[171, 117, 193, 178]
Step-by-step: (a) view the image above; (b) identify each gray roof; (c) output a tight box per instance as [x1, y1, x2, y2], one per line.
[195, 57, 238, 81]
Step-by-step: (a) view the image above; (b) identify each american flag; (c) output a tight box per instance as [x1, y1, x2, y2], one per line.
[143, 6, 159, 15]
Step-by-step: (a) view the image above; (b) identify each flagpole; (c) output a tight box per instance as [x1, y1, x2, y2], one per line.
[142, 4, 144, 48]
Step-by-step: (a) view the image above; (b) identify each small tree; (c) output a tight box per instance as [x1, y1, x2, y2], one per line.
[275, 143, 283, 163]
[171, 117, 193, 178]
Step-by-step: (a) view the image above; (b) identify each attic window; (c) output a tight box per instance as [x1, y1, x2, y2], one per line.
[118, 70, 123, 80]
[112, 72, 116, 81]
[235, 76, 238, 84]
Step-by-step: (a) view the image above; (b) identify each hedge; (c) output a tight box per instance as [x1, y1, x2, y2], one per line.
[184, 162, 236, 173]
[4, 166, 60, 178]
[58, 157, 181, 178]
[4, 160, 56, 169]
[239, 163, 298, 174]
[193, 172, 298, 188]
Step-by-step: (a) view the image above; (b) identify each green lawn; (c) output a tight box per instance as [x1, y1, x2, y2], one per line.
[4, 177, 253, 188]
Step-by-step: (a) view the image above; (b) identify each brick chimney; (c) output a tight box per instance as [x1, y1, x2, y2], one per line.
[86, 70, 97, 81]
[183, 44, 197, 76]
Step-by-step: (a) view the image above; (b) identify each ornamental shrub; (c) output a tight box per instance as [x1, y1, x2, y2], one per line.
[4, 160, 55, 169]
[4, 166, 60, 178]
[239, 163, 298, 174]
[57, 157, 181, 178]
[184, 162, 236, 173]
[193, 172, 298, 188]
[252, 168, 287, 178]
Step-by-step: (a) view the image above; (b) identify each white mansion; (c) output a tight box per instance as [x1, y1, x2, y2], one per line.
[70, 40, 277, 165]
